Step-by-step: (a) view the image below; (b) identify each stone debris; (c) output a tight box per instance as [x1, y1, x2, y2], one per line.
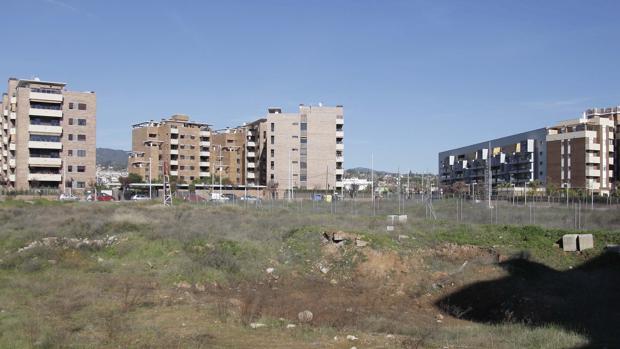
[174, 281, 192, 289]
[355, 239, 368, 247]
[266, 267, 275, 274]
[386, 334, 395, 339]
[324, 231, 369, 248]
[298, 310, 313, 323]
[398, 234, 410, 241]
[286, 324, 296, 329]
[250, 322, 266, 329]
[18, 235, 119, 253]
[387, 225, 395, 231]
[195, 283, 206, 292]
[346, 335, 358, 341]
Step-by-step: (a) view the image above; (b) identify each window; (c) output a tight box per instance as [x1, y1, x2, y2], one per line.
[300, 162, 307, 169]
[190, 166, 195, 170]
[270, 149, 274, 157]
[77, 135, 86, 141]
[180, 135, 185, 139]
[270, 161, 274, 170]
[68, 150, 73, 157]
[68, 103, 74, 109]
[300, 138, 307, 144]
[149, 133, 156, 138]
[76, 181, 85, 188]
[270, 123, 274, 132]
[270, 136, 274, 145]
[68, 118, 74, 125]
[67, 165, 73, 172]
[300, 123, 307, 131]
[190, 156, 195, 160]
[180, 155, 186, 160]
[77, 166, 85, 173]
[68, 134, 74, 141]
[77, 150, 86, 157]
[300, 175, 307, 181]
[292, 135, 298, 139]
[270, 174, 274, 180]
[78, 119, 86, 126]
[180, 166, 185, 170]
[78, 103, 87, 110]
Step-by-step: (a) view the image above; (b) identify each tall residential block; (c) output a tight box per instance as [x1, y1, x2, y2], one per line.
[209, 128, 249, 186]
[438, 129, 548, 189]
[0, 77, 96, 192]
[246, 105, 344, 195]
[546, 114, 615, 195]
[128, 114, 211, 183]
[439, 107, 617, 195]
[584, 107, 619, 184]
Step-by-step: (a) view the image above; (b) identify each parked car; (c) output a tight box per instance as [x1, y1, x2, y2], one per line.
[209, 193, 230, 203]
[59, 193, 79, 201]
[131, 194, 150, 201]
[222, 193, 237, 202]
[97, 193, 115, 201]
[239, 195, 261, 203]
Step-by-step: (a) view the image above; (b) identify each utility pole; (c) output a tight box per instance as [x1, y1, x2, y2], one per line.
[148, 156, 152, 200]
[487, 141, 492, 208]
[371, 153, 375, 216]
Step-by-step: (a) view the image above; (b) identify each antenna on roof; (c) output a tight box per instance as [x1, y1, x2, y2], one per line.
[318, 102, 323, 107]
[33, 76, 40, 81]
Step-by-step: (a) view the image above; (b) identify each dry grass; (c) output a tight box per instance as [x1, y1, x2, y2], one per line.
[0, 200, 614, 348]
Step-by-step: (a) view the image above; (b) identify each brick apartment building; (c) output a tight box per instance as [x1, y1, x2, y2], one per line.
[439, 108, 616, 195]
[128, 114, 211, 183]
[128, 104, 344, 196]
[0, 77, 96, 192]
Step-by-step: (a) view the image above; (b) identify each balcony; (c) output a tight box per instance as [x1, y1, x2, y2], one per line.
[336, 131, 344, 138]
[170, 170, 178, 176]
[28, 173, 61, 182]
[247, 152, 256, 158]
[2, 150, 6, 157]
[29, 108, 62, 118]
[336, 180, 343, 187]
[586, 141, 600, 151]
[247, 172, 255, 179]
[29, 157, 62, 167]
[336, 117, 343, 125]
[610, 157, 614, 165]
[2, 164, 6, 171]
[199, 161, 209, 167]
[200, 141, 210, 147]
[170, 149, 178, 155]
[200, 151, 210, 157]
[9, 128, 15, 135]
[170, 160, 178, 166]
[247, 162, 255, 168]
[199, 172, 210, 177]
[2, 124, 6, 130]
[2, 109, 6, 116]
[336, 143, 344, 150]
[9, 174, 15, 182]
[29, 124, 62, 135]
[30, 92, 63, 103]
[247, 141, 256, 147]
[586, 154, 601, 164]
[247, 131, 253, 136]
[200, 130, 210, 137]
[9, 159, 15, 168]
[170, 139, 179, 145]
[10, 97, 16, 104]
[29, 141, 62, 150]
[9, 112, 15, 120]
[586, 168, 600, 177]
[170, 128, 178, 134]
[336, 168, 344, 175]
[336, 156, 344, 162]
[9, 143, 16, 151]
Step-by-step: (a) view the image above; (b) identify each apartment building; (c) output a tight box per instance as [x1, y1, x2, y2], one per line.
[246, 104, 344, 196]
[210, 128, 248, 185]
[0, 77, 96, 192]
[546, 115, 615, 195]
[438, 128, 548, 189]
[128, 114, 211, 183]
[584, 107, 619, 184]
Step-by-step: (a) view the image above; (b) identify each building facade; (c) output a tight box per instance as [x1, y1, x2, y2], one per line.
[546, 115, 615, 195]
[209, 127, 248, 186]
[439, 128, 548, 190]
[246, 105, 344, 196]
[128, 114, 211, 183]
[0, 77, 96, 192]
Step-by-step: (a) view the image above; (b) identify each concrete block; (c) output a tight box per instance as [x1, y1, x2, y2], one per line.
[577, 234, 594, 251]
[398, 215, 408, 223]
[387, 215, 398, 224]
[562, 234, 578, 252]
[387, 225, 394, 231]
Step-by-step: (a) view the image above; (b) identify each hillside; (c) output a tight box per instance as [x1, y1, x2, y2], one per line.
[96, 148, 128, 170]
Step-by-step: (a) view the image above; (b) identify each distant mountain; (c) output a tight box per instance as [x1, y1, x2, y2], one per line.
[96, 148, 128, 170]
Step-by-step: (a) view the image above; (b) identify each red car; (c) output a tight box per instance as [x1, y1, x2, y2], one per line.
[97, 193, 115, 201]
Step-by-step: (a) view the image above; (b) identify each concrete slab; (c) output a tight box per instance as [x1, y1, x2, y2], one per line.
[562, 234, 579, 252]
[577, 234, 594, 251]
[398, 215, 408, 223]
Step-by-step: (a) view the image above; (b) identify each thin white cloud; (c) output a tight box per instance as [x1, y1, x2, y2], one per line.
[522, 97, 591, 108]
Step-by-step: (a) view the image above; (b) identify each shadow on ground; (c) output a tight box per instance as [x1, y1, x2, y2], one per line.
[436, 251, 620, 349]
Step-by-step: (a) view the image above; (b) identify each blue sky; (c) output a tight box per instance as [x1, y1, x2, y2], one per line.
[2, 0, 620, 172]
